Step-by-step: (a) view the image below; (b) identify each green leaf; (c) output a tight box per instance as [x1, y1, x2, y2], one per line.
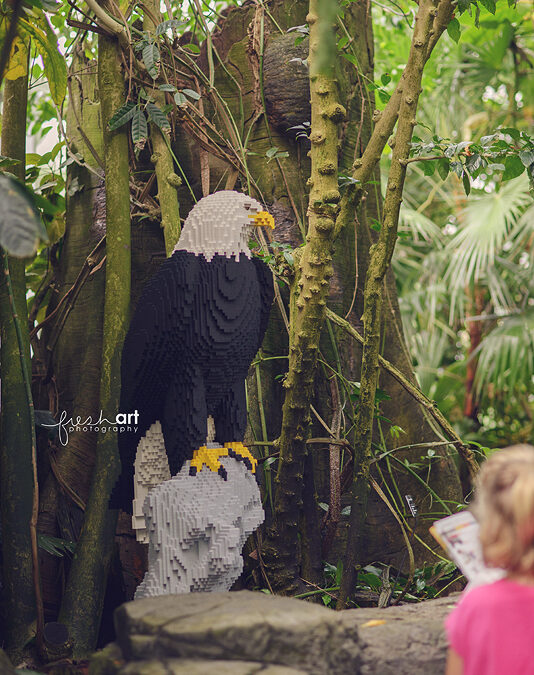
[0, 155, 20, 169]
[378, 89, 390, 104]
[342, 53, 358, 67]
[437, 157, 450, 181]
[478, 0, 496, 13]
[158, 83, 177, 92]
[423, 160, 436, 177]
[182, 88, 201, 100]
[447, 18, 461, 43]
[174, 92, 187, 106]
[500, 127, 520, 141]
[457, 0, 471, 12]
[181, 43, 200, 53]
[0, 174, 46, 257]
[143, 41, 160, 79]
[502, 155, 525, 181]
[20, 13, 67, 105]
[146, 102, 170, 130]
[462, 170, 471, 196]
[108, 101, 136, 131]
[519, 150, 534, 168]
[131, 107, 148, 148]
[38, 533, 75, 557]
[381, 73, 391, 85]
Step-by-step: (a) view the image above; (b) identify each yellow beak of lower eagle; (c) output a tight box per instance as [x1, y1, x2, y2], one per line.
[249, 211, 275, 229]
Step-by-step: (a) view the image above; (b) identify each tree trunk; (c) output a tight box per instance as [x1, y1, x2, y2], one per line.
[0, 68, 36, 659]
[59, 28, 131, 656]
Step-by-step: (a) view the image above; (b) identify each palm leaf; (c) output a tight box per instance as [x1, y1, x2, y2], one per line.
[474, 309, 534, 398]
[444, 175, 531, 318]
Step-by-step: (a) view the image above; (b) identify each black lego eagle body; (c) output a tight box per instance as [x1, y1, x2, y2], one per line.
[110, 191, 274, 513]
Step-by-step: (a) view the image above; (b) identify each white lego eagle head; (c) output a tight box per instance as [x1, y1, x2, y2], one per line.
[173, 190, 274, 262]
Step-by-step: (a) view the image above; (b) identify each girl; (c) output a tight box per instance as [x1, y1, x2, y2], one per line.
[445, 444, 534, 675]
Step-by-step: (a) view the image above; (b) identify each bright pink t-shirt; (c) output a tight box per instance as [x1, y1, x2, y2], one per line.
[445, 578, 534, 675]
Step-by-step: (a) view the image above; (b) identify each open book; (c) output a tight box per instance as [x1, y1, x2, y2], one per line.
[430, 511, 506, 587]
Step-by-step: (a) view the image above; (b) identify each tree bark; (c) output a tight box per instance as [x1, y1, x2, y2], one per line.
[59, 28, 131, 656]
[0, 68, 37, 659]
[261, 0, 345, 593]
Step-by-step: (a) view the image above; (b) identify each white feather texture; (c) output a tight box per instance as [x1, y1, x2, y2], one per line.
[173, 190, 263, 262]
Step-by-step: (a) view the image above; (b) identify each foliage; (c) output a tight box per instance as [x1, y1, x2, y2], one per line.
[0, 173, 46, 256]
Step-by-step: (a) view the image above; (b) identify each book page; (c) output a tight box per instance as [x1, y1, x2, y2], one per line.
[430, 511, 506, 587]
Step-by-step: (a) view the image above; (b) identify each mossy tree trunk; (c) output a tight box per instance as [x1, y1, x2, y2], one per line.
[0, 68, 37, 659]
[38, 46, 106, 620]
[58, 28, 131, 657]
[260, 0, 345, 593]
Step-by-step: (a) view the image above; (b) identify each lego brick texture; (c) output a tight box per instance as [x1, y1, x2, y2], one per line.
[134, 455, 263, 598]
[110, 191, 275, 513]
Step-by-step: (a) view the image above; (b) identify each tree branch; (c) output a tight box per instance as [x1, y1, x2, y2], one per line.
[337, 0, 454, 610]
[333, 0, 454, 240]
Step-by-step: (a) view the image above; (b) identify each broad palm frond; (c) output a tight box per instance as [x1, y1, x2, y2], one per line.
[399, 206, 445, 244]
[474, 309, 534, 399]
[444, 175, 532, 318]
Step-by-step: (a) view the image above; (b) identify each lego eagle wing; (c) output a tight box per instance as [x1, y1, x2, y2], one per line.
[110, 250, 200, 512]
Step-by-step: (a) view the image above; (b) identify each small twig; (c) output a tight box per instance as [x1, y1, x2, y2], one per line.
[401, 154, 443, 165]
[66, 18, 110, 36]
[325, 307, 479, 480]
[31, 237, 106, 342]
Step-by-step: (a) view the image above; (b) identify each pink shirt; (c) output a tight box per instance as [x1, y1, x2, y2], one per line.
[445, 578, 534, 674]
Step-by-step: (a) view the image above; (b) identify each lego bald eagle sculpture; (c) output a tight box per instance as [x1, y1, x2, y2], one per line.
[110, 191, 275, 597]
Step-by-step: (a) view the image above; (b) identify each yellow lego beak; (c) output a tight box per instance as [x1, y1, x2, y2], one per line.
[249, 211, 275, 230]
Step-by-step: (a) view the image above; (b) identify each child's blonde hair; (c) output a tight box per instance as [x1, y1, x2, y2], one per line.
[474, 444, 534, 574]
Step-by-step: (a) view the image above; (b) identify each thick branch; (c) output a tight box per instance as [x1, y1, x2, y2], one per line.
[262, 0, 344, 593]
[337, 0, 448, 610]
[143, 3, 181, 254]
[333, 0, 454, 239]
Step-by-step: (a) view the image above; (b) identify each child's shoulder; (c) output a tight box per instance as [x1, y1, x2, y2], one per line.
[460, 577, 534, 610]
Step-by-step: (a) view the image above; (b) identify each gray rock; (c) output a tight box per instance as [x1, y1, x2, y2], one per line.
[113, 590, 361, 675]
[339, 594, 458, 674]
[91, 590, 458, 674]
[119, 659, 305, 674]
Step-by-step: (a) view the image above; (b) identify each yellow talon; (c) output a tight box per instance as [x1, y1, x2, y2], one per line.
[190, 446, 229, 476]
[224, 442, 258, 474]
[189, 443, 257, 479]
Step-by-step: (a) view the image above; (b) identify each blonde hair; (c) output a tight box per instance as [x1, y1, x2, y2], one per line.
[474, 444, 534, 574]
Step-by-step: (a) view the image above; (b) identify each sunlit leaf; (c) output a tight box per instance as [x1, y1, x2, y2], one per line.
[4, 36, 28, 80]
[20, 13, 67, 105]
